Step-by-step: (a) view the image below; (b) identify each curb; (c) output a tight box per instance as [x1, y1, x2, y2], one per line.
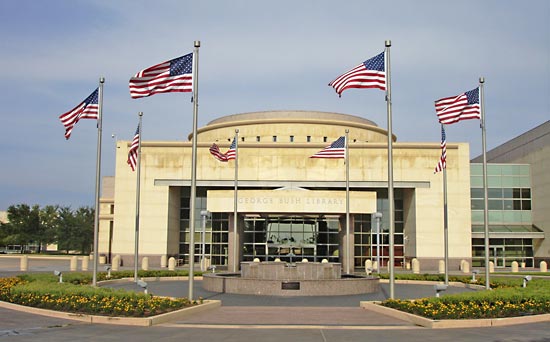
[360, 301, 550, 329]
[0, 300, 221, 326]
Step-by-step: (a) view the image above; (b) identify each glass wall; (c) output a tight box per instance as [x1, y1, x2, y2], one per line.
[179, 188, 229, 266]
[243, 216, 339, 262]
[354, 189, 405, 269]
[470, 164, 534, 267]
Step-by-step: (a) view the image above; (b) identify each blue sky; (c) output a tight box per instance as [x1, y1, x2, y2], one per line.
[0, 0, 548, 209]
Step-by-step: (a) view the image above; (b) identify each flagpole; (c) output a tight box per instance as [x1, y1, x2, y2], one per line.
[345, 130, 351, 274]
[233, 129, 239, 272]
[188, 40, 200, 300]
[134, 112, 143, 282]
[442, 124, 449, 285]
[479, 77, 490, 290]
[384, 40, 395, 299]
[91, 77, 104, 287]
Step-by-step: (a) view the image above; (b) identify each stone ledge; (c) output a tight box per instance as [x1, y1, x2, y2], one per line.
[360, 301, 550, 329]
[0, 300, 221, 326]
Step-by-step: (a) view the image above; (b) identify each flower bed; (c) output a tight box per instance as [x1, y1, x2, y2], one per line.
[381, 278, 550, 319]
[0, 275, 200, 317]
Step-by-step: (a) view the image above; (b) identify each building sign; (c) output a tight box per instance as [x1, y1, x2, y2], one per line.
[207, 189, 376, 214]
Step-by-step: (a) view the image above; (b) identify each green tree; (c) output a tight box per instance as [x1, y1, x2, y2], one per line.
[56, 206, 94, 254]
[37, 205, 59, 253]
[2, 204, 39, 252]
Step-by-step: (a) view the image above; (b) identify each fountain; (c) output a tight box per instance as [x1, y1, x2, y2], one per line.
[202, 261, 379, 296]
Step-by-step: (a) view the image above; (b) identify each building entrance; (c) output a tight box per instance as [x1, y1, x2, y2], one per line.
[243, 215, 340, 262]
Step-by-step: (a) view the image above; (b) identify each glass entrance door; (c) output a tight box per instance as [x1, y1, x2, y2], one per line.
[492, 246, 505, 268]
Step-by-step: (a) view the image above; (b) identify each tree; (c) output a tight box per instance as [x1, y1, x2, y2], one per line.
[56, 206, 94, 254]
[2, 204, 39, 252]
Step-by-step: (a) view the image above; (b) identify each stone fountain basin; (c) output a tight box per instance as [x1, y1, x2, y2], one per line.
[202, 261, 379, 296]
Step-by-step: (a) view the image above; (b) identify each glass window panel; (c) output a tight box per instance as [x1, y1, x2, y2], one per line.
[488, 200, 503, 210]
[488, 188, 503, 198]
[471, 210, 484, 223]
[501, 177, 514, 187]
[501, 165, 515, 176]
[522, 200, 531, 210]
[521, 211, 532, 223]
[470, 176, 483, 187]
[488, 176, 502, 187]
[502, 188, 513, 198]
[471, 188, 484, 199]
[503, 200, 514, 210]
[487, 165, 502, 175]
[471, 199, 484, 210]
[513, 188, 521, 198]
[521, 188, 531, 199]
[488, 211, 503, 224]
[513, 200, 522, 210]
[470, 164, 482, 175]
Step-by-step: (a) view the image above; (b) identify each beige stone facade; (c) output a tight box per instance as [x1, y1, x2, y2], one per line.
[100, 111, 472, 272]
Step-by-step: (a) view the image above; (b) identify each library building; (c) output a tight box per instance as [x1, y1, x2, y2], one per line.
[98, 111, 549, 273]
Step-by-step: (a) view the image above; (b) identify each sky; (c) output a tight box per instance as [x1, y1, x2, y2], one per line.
[0, 0, 548, 210]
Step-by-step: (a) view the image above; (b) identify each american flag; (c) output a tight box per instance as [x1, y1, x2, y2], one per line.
[329, 52, 386, 96]
[310, 136, 346, 159]
[209, 137, 236, 162]
[127, 125, 140, 171]
[435, 88, 480, 124]
[59, 88, 99, 139]
[129, 53, 193, 99]
[434, 125, 447, 173]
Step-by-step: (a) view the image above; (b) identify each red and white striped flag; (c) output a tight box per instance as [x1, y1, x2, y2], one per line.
[434, 126, 447, 173]
[129, 53, 193, 99]
[210, 138, 236, 162]
[329, 52, 386, 96]
[310, 136, 346, 159]
[435, 88, 480, 124]
[127, 125, 140, 171]
[59, 88, 99, 139]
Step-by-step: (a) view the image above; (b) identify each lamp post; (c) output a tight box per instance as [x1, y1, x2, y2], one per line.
[200, 210, 210, 271]
[373, 212, 383, 273]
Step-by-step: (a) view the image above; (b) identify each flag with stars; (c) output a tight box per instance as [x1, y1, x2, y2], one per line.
[434, 125, 447, 173]
[59, 88, 99, 140]
[329, 52, 386, 96]
[210, 137, 237, 162]
[310, 136, 346, 158]
[129, 53, 193, 99]
[435, 88, 480, 124]
[127, 124, 140, 171]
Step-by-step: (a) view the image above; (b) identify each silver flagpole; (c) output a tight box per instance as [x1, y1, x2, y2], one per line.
[480, 77, 490, 290]
[442, 124, 449, 285]
[385, 40, 395, 299]
[134, 112, 143, 282]
[233, 129, 239, 272]
[92, 77, 105, 287]
[188, 40, 200, 300]
[345, 130, 351, 274]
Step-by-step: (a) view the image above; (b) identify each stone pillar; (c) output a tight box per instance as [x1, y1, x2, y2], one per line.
[540, 261, 547, 272]
[489, 261, 495, 273]
[112, 255, 120, 271]
[511, 261, 519, 273]
[160, 255, 167, 268]
[20, 255, 28, 271]
[438, 260, 445, 274]
[412, 258, 420, 274]
[81, 256, 89, 271]
[461, 260, 470, 273]
[168, 257, 176, 271]
[365, 259, 372, 272]
[99, 255, 106, 265]
[142, 257, 149, 271]
[70, 256, 78, 271]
